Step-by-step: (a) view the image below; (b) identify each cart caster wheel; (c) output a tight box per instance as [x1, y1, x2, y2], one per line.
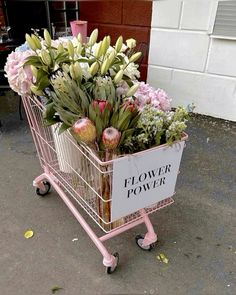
[135, 234, 156, 251]
[106, 252, 119, 274]
[36, 181, 51, 196]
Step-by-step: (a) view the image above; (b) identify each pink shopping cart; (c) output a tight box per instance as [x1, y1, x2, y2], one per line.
[22, 94, 188, 274]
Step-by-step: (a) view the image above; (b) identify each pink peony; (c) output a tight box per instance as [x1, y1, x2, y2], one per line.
[134, 82, 171, 112]
[4, 50, 34, 96]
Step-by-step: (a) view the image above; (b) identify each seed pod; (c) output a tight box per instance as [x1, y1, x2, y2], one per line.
[67, 40, 74, 58]
[126, 83, 139, 97]
[88, 28, 98, 46]
[115, 36, 123, 52]
[44, 29, 52, 47]
[129, 52, 142, 63]
[113, 69, 123, 84]
[25, 33, 37, 51]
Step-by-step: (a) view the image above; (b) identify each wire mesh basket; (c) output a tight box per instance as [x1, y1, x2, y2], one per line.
[23, 94, 176, 233]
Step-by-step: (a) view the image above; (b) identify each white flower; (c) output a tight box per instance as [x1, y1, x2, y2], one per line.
[126, 38, 136, 49]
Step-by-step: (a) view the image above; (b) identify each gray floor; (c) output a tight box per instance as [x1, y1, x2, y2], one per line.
[0, 92, 236, 295]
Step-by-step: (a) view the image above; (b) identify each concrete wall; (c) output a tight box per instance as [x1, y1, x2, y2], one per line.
[148, 0, 236, 121]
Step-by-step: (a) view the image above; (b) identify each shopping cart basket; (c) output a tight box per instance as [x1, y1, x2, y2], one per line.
[22, 94, 188, 273]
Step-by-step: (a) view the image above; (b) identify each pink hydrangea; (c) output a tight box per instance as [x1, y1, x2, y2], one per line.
[134, 82, 172, 112]
[4, 50, 34, 96]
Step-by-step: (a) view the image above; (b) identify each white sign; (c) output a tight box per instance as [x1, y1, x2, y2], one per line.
[111, 141, 185, 221]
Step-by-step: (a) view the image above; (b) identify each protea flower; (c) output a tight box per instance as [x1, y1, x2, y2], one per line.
[71, 118, 96, 144]
[102, 127, 121, 150]
[92, 99, 108, 113]
[121, 100, 137, 113]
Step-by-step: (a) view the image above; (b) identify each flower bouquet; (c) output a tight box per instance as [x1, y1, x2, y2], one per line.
[5, 29, 191, 230]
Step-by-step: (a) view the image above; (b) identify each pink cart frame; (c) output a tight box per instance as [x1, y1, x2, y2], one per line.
[22, 94, 187, 273]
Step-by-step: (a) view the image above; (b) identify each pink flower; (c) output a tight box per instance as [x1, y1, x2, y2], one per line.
[92, 99, 112, 113]
[155, 89, 171, 112]
[4, 50, 34, 96]
[102, 127, 121, 150]
[121, 100, 137, 113]
[71, 118, 96, 144]
[134, 82, 171, 112]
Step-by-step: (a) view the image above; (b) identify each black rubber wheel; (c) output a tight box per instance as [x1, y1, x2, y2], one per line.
[135, 234, 156, 251]
[36, 181, 51, 196]
[106, 252, 119, 274]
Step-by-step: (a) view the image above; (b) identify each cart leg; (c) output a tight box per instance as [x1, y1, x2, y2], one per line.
[141, 210, 158, 247]
[36, 173, 117, 269]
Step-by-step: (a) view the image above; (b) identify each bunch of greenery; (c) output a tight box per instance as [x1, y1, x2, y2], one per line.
[121, 105, 190, 153]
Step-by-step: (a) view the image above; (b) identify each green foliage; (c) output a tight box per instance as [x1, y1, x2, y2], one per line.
[120, 105, 190, 154]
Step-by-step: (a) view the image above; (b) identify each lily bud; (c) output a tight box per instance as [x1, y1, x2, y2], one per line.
[126, 83, 139, 97]
[44, 29, 52, 47]
[115, 36, 123, 52]
[129, 52, 142, 63]
[69, 64, 76, 80]
[67, 40, 74, 58]
[101, 59, 110, 75]
[77, 33, 82, 43]
[108, 49, 116, 64]
[57, 43, 64, 54]
[89, 61, 99, 76]
[113, 70, 123, 84]
[94, 41, 103, 58]
[25, 33, 37, 51]
[126, 38, 136, 49]
[30, 65, 38, 78]
[74, 61, 82, 79]
[106, 35, 111, 48]
[41, 49, 52, 66]
[88, 28, 98, 46]
[101, 36, 110, 55]
[75, 43, 82, 55]
[31, 34, 42, 50]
